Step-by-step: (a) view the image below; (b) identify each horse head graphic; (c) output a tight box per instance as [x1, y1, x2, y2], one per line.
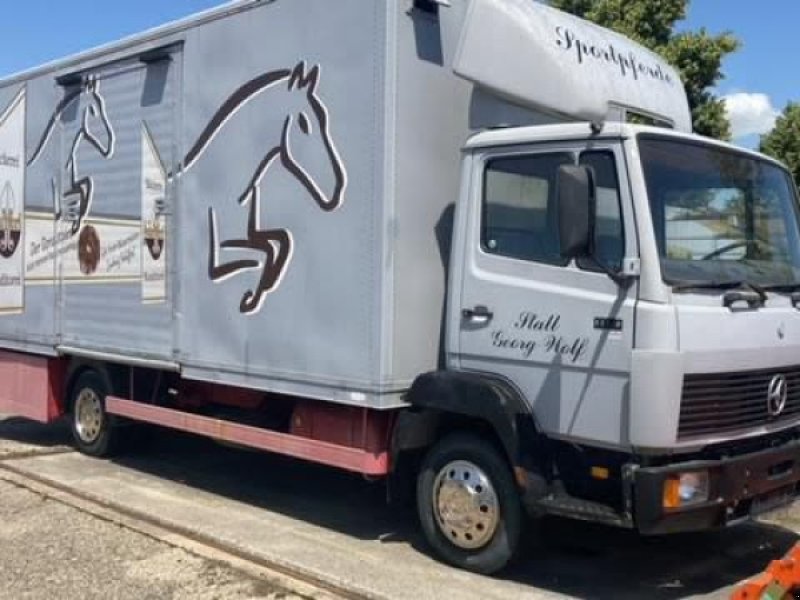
[79, 76, 115, 161]
[279, 63, 347, 213]
[185, 60, 348, 315]
[29, 75, 116, 236]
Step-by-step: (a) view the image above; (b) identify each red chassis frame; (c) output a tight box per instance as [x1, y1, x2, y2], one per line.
[0, 351, 393, 476]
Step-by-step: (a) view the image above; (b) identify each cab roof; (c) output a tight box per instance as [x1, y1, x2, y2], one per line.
[464, 122, 788, 171]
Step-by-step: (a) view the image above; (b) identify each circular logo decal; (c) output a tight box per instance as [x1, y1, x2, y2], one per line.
[767, 374, 789, 418]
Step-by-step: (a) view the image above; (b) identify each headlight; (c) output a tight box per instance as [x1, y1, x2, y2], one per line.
[663, 471, 710, 509]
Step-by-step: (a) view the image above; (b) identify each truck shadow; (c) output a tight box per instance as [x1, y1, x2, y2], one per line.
[508, 518, 798, 599]
[2, 420, 797, 598]
[112, 429, 797, 599]
[0, 416, 70, 450]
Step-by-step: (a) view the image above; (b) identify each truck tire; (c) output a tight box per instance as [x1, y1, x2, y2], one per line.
[68, 370, 120, 457]
[417, 433, 522, 574]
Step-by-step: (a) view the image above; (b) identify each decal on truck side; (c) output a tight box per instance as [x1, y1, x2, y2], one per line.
[14, 73, 157, 292]
[491, 311, 590, 364]
[21, 75, 143, 290]
[0, 61, 348, 317]
[178, 61, 348, 315]
[141, 123, 167, 304]
[0, 88, 26, 313]
[25, 213, 140, 284]
[28, 76, 116, 235]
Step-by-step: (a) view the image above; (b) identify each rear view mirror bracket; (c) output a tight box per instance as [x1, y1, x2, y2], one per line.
[585, 255, 637, 287]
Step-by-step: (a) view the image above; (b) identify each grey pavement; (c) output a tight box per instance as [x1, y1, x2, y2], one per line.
[0, 478, 301, 600]
[2, 417, 799, 599]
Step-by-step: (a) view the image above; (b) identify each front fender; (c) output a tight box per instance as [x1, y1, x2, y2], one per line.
[404, 370, 542, 472]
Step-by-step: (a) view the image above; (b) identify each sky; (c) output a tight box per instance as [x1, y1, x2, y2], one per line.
[0, 0, 793, 149]
[680, 1, 798, 148]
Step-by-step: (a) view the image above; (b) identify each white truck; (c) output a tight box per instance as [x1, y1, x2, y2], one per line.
[0, 0, 799, 575]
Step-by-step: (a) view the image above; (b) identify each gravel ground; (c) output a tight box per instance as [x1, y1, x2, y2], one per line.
[0, 479, 301, 600]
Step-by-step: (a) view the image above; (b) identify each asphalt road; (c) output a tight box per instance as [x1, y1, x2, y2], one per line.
[1, 416, 799, 599]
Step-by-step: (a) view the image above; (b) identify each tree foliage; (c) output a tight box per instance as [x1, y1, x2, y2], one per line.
[550, 0, 739, 140]
[760, 103, 800, 184]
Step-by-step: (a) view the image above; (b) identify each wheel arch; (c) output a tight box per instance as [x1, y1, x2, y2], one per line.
[63, 358, 126, 411]
[394, 370, 544, 476]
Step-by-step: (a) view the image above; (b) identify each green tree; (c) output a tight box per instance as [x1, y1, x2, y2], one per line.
[550, 0, 739, 140]
[760, 103, 800, 184]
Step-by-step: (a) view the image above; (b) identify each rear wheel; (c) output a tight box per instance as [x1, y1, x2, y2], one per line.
[417, 433, 522, 574]
[69, 370, 120, 457]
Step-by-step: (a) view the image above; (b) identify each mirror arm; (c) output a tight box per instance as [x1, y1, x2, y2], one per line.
[583, 255, 635, 288]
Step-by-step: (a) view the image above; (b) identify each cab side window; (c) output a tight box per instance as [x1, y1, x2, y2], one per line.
[580, 151, 624, 271]
[482, 153, 573, 265]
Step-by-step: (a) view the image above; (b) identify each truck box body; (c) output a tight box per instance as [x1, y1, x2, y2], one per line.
[0, 0, 546, 408]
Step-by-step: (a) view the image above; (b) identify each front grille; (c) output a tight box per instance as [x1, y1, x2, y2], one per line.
[679, 367, 800, 439]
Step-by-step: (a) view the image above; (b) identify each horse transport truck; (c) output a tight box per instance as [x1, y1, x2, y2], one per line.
[1, 0, 799, 574]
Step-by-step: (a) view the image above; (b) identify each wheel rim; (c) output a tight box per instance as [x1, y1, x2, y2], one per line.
[74, 388, 104, 444]
[432, 460, 500, 550]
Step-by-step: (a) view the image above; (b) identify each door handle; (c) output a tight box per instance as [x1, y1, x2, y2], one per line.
[462, 305, 494, 325]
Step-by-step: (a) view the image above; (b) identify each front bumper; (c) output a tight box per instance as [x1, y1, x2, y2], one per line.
[634, 438, 800, 534]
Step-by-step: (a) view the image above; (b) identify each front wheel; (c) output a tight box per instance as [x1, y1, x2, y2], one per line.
[417, 433, 522, 574]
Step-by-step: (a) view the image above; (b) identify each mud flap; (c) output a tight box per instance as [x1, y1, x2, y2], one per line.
[0, 350, 64, 422]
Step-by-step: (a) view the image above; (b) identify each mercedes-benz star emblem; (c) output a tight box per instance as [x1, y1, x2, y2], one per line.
[767, 374, 789, 418]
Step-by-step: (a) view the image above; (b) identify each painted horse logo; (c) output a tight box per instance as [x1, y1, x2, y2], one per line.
[28, 75, 116, 235]
[180, 61, 347, 315]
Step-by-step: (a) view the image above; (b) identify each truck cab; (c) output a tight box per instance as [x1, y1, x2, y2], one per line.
[453, 122, 800, 455]
[407, 0, 800, 575]
[410, 123, 800, 573]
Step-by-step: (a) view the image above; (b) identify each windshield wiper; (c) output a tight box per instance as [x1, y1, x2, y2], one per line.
[762, 283, 800, 293]
[762, 283, 800, 308]
[670, 280, 745, 292]
[743, 281, 768, 304]
[670, 280, 768, 306]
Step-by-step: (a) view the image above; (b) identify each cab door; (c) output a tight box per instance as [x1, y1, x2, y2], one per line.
[451, 142, 638, 446]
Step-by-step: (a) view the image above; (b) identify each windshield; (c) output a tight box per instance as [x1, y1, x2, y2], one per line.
[639, 135, 800, 288]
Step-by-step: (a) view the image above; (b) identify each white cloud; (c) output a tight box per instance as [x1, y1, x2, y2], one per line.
[723, 92, 780, 139]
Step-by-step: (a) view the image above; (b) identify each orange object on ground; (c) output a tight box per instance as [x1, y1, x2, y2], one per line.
[731, 543, 800, 599]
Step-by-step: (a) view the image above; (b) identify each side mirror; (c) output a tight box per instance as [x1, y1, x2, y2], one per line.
[557, 165, 594, 260]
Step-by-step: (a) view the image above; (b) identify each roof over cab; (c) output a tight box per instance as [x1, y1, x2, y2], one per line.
[451, 0, 692, 133]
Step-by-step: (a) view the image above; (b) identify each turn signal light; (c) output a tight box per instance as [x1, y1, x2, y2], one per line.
[663, 477, 681, 509]
[663, 471, 710, 509]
